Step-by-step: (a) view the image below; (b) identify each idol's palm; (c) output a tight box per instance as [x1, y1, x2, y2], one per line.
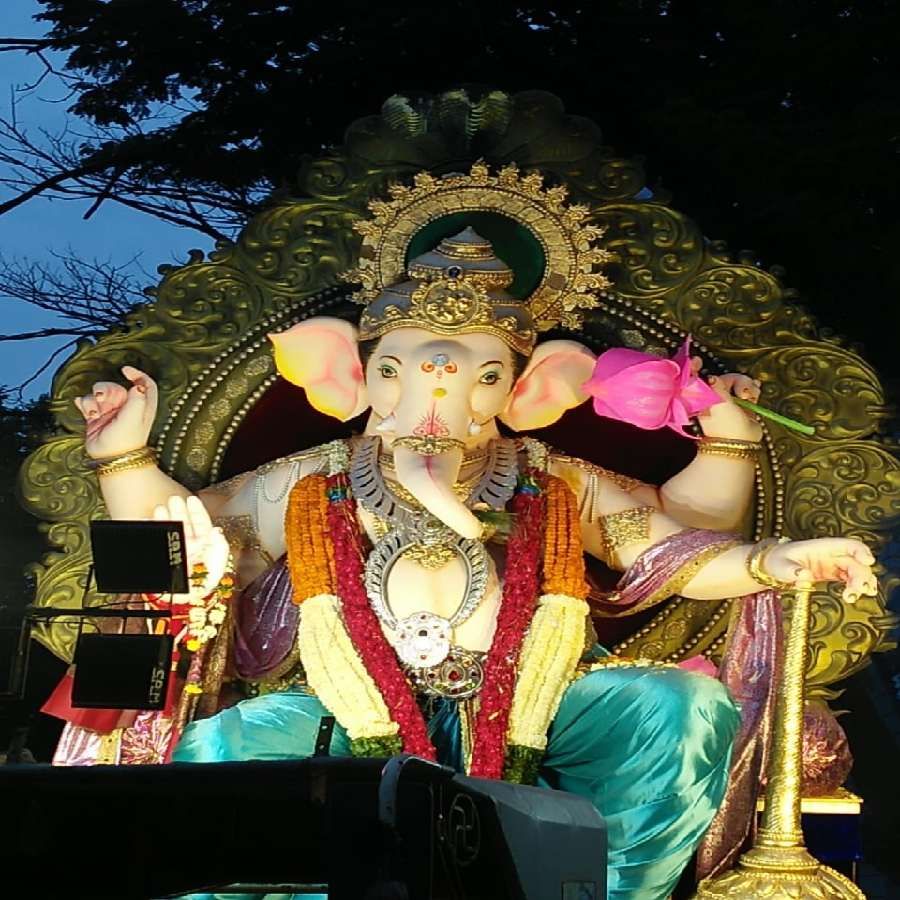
[74, 366, 159, 459]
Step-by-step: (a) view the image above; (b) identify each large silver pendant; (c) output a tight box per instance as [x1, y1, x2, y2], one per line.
[364, 522, 490, 666]
[351, 435, 513, 669]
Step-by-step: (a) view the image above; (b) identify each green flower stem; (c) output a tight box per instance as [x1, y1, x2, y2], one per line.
[732, 397, 815, 436]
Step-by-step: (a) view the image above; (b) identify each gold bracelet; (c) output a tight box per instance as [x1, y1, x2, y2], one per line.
[88, 447, 159, 477]
[746, 536, 793, 590]
[696, 437, 762, 461]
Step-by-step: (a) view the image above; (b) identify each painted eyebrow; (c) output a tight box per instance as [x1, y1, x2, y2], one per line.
[379, 355, 403, 365]
[479, 360, 505, 368]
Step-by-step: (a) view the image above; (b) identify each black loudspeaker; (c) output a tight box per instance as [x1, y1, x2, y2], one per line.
[72, 633, 173, 710]
[448, 776, 607, 900]
[90, 519, 188, 593]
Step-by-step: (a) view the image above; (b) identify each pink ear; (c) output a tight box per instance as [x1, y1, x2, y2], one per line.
[268, 317, 368, 421]
[500, 340, 596, 431]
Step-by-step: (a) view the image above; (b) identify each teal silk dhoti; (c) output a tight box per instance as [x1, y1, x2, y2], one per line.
[174, 663, 740, 900]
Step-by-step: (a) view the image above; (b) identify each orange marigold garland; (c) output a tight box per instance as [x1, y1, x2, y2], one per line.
[286, 473, 336, 602]
[541, 475, 589, 599]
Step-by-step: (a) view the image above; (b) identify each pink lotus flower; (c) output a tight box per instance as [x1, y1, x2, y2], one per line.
[582, 336, 722, 437]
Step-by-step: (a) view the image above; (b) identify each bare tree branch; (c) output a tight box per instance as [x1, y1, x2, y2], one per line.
[0, 39, 53, 52]
[0, 104, 266, 239]
[12, 339, 79, 400]
[0, 327, 93, 341]
[0, 250, 147, 333]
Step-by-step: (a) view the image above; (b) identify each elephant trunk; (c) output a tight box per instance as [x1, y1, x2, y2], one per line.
[392, 445, 482, 539]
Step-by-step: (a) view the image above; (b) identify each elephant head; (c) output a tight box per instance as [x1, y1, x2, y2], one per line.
[270, 317, 596, 538]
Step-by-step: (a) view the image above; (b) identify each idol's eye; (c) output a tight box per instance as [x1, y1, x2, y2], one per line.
[378, 364, 398, 379]
[479, 370, 501, 386]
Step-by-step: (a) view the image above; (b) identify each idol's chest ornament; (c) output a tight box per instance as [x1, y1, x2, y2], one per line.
[348, 435, 518, 673]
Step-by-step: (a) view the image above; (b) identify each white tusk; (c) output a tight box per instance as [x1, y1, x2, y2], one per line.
[467, 420, 483, 436]
[375, 412, 397, 433]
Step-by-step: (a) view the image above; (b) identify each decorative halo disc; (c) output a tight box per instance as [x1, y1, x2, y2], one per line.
[346, 161, 614, 332]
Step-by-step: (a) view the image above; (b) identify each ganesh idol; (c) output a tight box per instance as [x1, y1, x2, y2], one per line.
[52, 167, 876, 900]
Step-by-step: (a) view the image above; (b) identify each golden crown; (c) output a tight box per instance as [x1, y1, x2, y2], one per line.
[343, 161, 613, 355]
[358, 228, 536, 355]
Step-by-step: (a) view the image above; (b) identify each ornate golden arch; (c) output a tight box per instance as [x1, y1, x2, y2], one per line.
[19, 89, 899, 698]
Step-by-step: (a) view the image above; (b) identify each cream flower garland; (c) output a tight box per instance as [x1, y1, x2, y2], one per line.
[297, 593, 400, 742]
[507, 592, 589, 750]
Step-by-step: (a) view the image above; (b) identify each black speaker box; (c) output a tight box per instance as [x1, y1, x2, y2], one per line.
[90, 519, 188, 593]
[72, 632, 173, 709]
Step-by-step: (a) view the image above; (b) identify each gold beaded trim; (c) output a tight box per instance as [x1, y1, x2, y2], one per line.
[407, 264, 514, 290]
[391, 435, 466, 456]
[379, 449, 489, 469]
[575, 655, 678, 677]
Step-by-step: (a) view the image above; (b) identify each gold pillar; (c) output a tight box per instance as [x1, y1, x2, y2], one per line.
[693, 585, 865, 899]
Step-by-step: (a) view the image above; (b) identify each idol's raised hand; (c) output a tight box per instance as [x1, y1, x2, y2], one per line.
[692, 356, 763, 442]
[152, 495, 229, 599]
[74, 366, 159, 459]
[764, 537, 878, 604]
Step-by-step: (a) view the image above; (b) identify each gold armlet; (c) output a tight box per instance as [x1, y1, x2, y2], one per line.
[746, 536, 793, 590]
[600, 506, 653, 563]
[87, 446, 159, 477]
[696, 437, 762, 461]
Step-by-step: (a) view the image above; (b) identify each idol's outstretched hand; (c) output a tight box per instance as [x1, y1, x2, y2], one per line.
[75, 366, 159, 459]
[764, 537, 878, 603]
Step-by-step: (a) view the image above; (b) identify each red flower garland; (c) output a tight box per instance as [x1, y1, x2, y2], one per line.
[324, 468, 547, 775]
[468, 475, 546, 778]
[326, 473, 436, 759]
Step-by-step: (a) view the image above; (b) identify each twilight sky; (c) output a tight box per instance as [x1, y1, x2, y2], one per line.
[0, 0, 214, 398]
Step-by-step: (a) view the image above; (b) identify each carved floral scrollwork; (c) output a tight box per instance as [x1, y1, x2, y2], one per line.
[17, 436, 104, 657]
[672, 265, 819, 348]
[748, 349, 888, 442]
[237, 200, 362, 290]
[592, 203, 706, 299]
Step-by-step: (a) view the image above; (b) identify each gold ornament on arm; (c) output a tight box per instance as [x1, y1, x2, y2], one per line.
[696, 437, 762, 462]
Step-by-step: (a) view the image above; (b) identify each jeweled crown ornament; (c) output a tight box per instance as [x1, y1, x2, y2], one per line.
[344, 161, 614, 351]
[359, 226, 537, 355]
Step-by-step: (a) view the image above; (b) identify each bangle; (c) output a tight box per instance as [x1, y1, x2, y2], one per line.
[87, 446, 158, 477]
[696, 437, 762, 461]
[746, 536, 792, 590]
